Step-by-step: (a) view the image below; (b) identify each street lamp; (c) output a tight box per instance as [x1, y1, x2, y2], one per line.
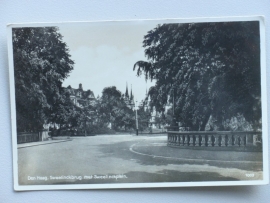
[84, 115, 87, 137]
[135, 100, 139, 136]
[170, 83, 178, 131]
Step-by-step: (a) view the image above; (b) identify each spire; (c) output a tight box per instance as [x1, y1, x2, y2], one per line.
[130, 84, 134, 100]
[125, 82, 129, 99]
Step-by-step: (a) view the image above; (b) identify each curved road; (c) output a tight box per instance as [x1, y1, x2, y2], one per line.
[17, 135, 263, 185]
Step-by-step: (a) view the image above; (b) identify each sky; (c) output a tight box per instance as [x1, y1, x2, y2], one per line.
[59, 21, 159, 102]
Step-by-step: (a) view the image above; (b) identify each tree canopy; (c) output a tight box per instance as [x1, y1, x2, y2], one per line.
[134, 21, 261, 131]
[99, 86, 135, 130]
[13, 27, 74, 132]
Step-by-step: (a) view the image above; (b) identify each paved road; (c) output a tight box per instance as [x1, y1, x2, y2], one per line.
[17, 135, 263, 185]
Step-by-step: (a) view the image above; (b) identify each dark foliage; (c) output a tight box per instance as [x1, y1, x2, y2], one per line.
[99, 86, 135, 130]
[134, 21, 261, 131]
[13, 27, 74, 132]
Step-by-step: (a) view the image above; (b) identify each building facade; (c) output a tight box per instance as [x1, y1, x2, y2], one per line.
[65, 83, 96, 108]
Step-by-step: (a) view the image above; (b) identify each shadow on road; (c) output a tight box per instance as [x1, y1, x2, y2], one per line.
[98, 139, 263, 172]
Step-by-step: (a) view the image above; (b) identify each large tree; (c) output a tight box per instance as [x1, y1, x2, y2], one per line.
[134, 21, 261, 131]
[13, 27, 74, 132]
[99, 86, 135, 130]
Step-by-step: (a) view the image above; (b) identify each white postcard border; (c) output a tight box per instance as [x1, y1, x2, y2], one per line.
[7, 16, 268, 191]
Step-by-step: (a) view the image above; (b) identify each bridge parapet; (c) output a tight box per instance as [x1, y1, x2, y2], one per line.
[167, 131, 262, 149]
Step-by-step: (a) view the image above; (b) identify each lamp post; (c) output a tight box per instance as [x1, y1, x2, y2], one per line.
[84, 116, 87, 137]
[170, 83, 178, 131]
[135, 100, 139, 136]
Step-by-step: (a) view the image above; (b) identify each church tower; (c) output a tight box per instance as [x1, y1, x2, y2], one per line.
[125, 82, 129, 99]
[130, 84, 134, 101]
[129, 84, 135, 108]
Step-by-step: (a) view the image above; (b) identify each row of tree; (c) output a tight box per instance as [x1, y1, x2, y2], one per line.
[134, 21, 261, 131]
[13, 27, 75, 132]
[14, 22, 261, 134]
[92, 86, 152, 133]
[13, 26, 153, 134]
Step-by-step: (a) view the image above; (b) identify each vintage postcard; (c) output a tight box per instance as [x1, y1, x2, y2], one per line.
[7, 16, 268, 191]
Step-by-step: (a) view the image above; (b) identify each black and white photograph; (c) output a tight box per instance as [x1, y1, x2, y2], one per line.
[7, 17, 268, 190]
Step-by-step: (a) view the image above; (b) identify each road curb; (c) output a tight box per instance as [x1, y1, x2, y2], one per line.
[17, 139, 72, 149]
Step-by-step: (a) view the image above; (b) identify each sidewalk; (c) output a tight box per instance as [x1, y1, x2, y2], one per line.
[18, 139, 72, 149]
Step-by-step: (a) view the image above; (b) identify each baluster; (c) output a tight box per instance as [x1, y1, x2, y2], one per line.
[238, 135, 242, 146]
[201, 135, 206, 147]
[221, 135, 226, 147]
[183, 135, 188, 146]
[239, 135, 246, 146]
[189, 135, 194, 146]
[207, 135, 212, 147]
[214, 135, 219, 146]
[180, 135, 184, 146]
[255, 133, 262, 146]
[227, 134, 232, 146]
[237, 135, 240, 146]
[232, 135, 237, 146]
[195, 135, 199, 146]
[177, 135, 180, 145]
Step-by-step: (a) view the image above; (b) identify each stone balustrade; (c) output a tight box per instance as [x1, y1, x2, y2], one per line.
[167, 131, 262, 148]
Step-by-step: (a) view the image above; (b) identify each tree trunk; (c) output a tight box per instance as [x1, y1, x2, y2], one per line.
[200, 111, 211, 131]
